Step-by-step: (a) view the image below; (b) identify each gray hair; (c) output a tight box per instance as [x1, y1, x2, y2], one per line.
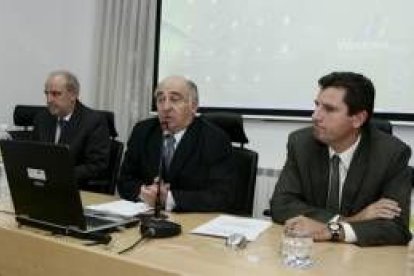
[46, 70, 80, 95]
[185, 79, 199, 105]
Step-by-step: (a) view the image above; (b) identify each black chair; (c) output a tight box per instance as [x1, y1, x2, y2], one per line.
[9, 105, 45, 140]
[83, 110, 123, 195]
[202, 112, 258, 216]
[370, 117, 393, 135]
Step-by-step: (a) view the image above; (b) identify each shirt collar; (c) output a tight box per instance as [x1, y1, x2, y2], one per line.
[59, 113, 72, 122]
[172, 128, 186, 145]
[329, 134, 361, 169]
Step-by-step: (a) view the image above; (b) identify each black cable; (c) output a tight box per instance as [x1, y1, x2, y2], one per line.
[118, 228, 155, 254]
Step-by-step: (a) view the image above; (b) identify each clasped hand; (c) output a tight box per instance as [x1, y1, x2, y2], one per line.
[284, 198, 401, 242]
[139, 177, 170, 208]
[344, 198, 401, 222]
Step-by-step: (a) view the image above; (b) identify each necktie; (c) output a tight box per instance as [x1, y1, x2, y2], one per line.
[163, 134, 176, 171]
[326, 155, 340, 213]
[58, 119, 69, 144]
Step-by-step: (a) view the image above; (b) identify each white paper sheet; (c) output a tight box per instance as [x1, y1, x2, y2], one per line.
[85, 200, 151, 218]
[190, 215, 271, 241]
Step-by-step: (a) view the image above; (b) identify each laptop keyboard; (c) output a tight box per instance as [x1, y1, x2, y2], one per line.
[85, 215, 114, 229]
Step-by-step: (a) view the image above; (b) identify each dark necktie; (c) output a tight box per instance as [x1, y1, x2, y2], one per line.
[58, 119, 69, 144]
[163, 134, 176, 172]
[326, 155, 340, 213]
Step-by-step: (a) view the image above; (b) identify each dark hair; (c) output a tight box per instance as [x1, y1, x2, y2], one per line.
[318, 72, 375, 126]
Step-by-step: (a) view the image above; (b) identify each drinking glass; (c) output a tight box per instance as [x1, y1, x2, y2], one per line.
[280, 227, 313, 269]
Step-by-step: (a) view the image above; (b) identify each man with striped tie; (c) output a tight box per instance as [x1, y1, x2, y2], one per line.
[119, 76, 235, 212]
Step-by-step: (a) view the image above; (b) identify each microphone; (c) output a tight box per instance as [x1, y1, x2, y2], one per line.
[139, 121, 181, 239]
[153, 128, 170, 219]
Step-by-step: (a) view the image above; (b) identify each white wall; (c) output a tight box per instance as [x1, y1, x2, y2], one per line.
[0, 0, 96, 126]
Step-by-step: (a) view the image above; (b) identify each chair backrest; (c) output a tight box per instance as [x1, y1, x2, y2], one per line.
[202, 112, 248, 147]
[10, 105, 46, 140]
[202, 112, 258, 215]
[13, 105, 46, 127]
[84, 139, 124, 195]
[370, 118, 393, 135]
[97, 110, 118, 138]
[231, 147, 258, 216]
[80, 111, 122, 194]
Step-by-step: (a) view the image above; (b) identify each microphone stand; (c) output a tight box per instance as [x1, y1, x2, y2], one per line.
[153, 176, 167, 220]
[139, 129, 181, 238]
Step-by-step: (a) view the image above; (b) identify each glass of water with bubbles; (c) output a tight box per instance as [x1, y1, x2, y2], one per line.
[280, 227, 314, 269]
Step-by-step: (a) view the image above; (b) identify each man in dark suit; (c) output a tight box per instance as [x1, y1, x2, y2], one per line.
[118, 75, 235, 212]
[271, 72, 412, 246]
[32, 70, 110, 187]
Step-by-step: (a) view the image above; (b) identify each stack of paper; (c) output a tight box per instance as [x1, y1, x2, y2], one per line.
[191, 215, 271, 241]
[85, 200, 152, 218]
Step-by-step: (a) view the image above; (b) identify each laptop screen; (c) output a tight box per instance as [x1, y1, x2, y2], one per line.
[0, 140, 87, 230]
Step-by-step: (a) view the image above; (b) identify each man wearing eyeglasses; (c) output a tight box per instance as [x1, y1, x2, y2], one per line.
[118, 75, 235, 212]
[32, 70, 110, 188]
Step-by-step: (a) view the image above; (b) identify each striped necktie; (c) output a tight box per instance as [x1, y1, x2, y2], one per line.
[57, 119, 69, 144]
[163, 134, 176, 171]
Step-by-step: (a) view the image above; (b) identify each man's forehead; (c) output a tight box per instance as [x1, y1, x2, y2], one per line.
[155, 81, 188, 96]
[46, 75, 66, 87]
[155, 89, 186, 97]
[318, 87, 346, 101]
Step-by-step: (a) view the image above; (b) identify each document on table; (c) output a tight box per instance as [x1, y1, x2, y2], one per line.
[85, 200, 152, 218]
[190, 215, 271, 241]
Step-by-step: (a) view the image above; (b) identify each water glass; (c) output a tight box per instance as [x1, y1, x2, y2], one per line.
[280, 227, 313, 269]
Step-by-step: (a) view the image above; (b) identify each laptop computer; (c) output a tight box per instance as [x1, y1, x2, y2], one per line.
[0, 139, 138, 237]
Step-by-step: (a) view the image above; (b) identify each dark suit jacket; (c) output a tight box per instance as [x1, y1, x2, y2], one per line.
[271, 126, 412, 246]
[118, 117, 235, 212]
[32, 101, 110, 186]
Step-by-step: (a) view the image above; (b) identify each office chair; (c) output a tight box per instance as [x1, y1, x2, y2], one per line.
[9, 105, 45, 140]
[202, 112, 258, 216]
[83, 110, 124, 195]
[370, 117, 393, 135]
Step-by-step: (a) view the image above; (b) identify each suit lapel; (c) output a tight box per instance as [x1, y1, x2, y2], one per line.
[63, 102, 82, 144]
[167, 119, 199, 180]
[341, 130, 369, 214]
[309, 142, 330, 207]
[43, 113, 58, 143]
[147, 127, 163, 178]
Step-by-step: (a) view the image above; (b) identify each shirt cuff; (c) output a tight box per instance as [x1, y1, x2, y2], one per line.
[341, 222, 357, 243]
[329, 215, 357, 243]
[165, 190, 176, 211]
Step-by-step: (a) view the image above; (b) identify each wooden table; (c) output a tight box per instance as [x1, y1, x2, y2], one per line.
[0, 192, 412, 276]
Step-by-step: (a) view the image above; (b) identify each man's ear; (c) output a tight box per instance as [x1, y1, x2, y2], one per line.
[190, 101, 198, 115]
[352, 110, 368, 128]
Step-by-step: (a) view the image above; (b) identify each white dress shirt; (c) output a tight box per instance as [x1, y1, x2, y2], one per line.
[328, 135, 361, 243]
[164, 128, 186, 211]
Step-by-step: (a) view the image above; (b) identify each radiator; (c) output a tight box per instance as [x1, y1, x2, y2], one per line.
[252, 168, 280, 218]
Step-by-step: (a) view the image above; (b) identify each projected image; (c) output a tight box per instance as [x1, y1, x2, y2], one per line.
[158, 0, 414, 115]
